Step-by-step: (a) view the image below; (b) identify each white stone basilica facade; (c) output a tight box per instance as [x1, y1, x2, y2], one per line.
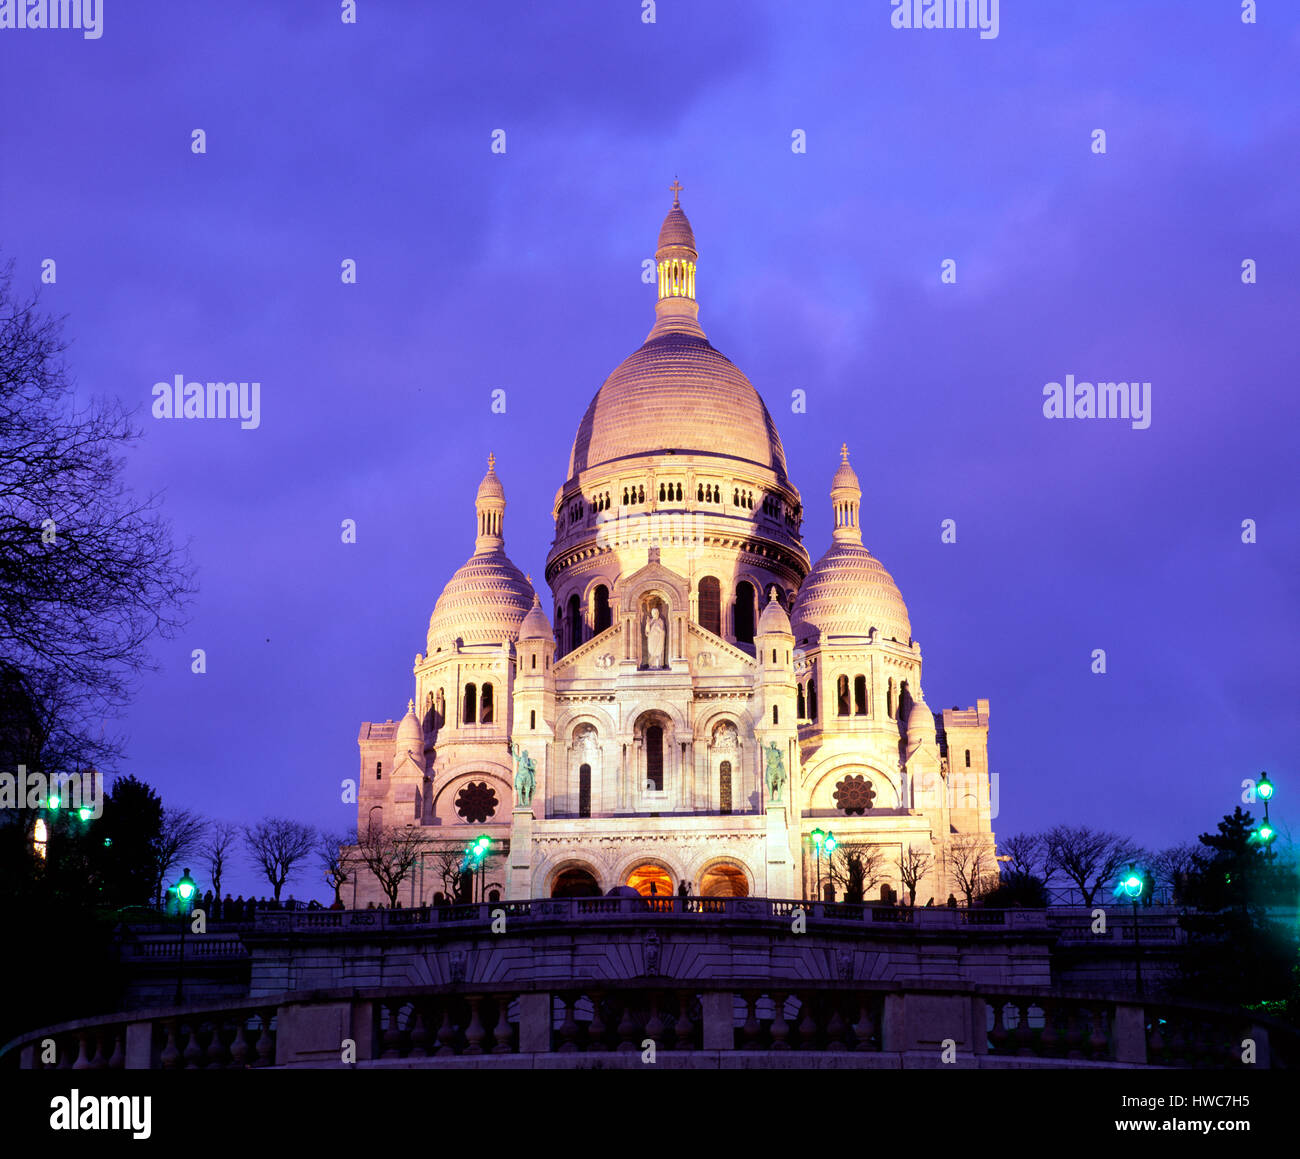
[351, 190, 996, 906]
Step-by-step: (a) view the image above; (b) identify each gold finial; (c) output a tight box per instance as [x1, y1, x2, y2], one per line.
[487, 451, 496, 471]
[526, 573, 532, 585]
[840, 442, 849, 462]
[669, 177, 683, 205]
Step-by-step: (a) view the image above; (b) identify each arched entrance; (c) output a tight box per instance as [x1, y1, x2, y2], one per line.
[699, 862, 749, 898]
[551, 866, 601, 898]
[626, 863, 674, 897]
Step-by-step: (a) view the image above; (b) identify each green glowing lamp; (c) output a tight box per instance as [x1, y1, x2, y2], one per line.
[1257, 773, 1274, 802]
[811, 827, 825, 850]
[824, 832, 838, 854]
[47, 794, 60, 809]
[78, 806, 93, 821]
[1121, 870, 1144, 899]
[1257, 823, 1276, 845]
[176, 869, 196, 904]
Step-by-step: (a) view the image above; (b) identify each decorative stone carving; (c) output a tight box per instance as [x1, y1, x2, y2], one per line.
[644, 930, 661, 976]
[712, 721, 738, 755]
[644, 605, 666, 668]
[510, 741, 536, 807]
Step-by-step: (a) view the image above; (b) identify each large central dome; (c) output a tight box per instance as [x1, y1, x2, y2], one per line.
[565, 188, 788, 481]
[568, 332, 788, 477]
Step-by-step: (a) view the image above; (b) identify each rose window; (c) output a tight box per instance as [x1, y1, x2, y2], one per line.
[455, 781, 498, 824]
[834, 775, 875, 816]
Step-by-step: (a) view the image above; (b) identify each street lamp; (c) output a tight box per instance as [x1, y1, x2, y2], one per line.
[1254, 772, 1277, 862]
[810, 828, 825, 901]
[175, 868, 196, 1004]
[1119, 866, 1144, 998]
[465, 835, 491, 902]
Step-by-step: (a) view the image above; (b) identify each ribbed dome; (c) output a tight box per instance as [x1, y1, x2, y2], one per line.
[657, 204, 697, 254]
[427, 551, 534, 652]
[791, 542, 912, 645]
[906, 697, 935, 742]
[568, 332, 788, 476]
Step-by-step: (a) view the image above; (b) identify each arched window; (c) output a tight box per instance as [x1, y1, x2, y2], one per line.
[567, 593, 581, 652]
[854, 675, 867, 716]
[898, 680, 912, 721]
[697, 484, 704, 501]
[646, 725, 664, 791]
[733, 488, 739, 505]
[965, 749, 971, 768]
[375, 762, 382, 781]
[531, 653, 536, 670]
[797, 683, 806, 718]
[480, 682, 494, 724]
[578, 763, 591, 818]
[593, 584, 612, 634]
[698, 576, 722, 636]
[808, 678, 818, 720]
[530, 710, 536, 729]
[463, 683, 477, 724]
[659, 483, 666, 502]
[623, 488, 629, 504]
[675, 483, 683, 501]
[837, 675, 850, 717]
[887, 678, 895, 719]
[772, 705, 779, 724]
[771, 648, 777, 664]
[638, 485, 645, 503]
[719, 760, 732, 815]
[734, 581, 756, 644]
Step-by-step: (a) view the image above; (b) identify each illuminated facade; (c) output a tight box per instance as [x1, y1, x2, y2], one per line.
[351, 189, 996, 906]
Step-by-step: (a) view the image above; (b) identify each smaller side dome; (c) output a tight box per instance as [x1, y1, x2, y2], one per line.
[757, 586, 792, 636]
[520, 593, 554, 641]
[906, 696, 934, 740]
[395, 700, 425, 769]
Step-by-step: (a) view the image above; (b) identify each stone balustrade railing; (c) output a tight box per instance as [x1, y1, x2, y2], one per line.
[4, 981, 1290, 1070]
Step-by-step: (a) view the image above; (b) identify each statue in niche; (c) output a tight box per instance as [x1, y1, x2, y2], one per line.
[510, 740, 536, 808]
[643, 603, 666, 668]
[765, 741, 787, 803]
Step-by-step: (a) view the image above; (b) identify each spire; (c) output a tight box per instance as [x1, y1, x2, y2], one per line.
[648, 179, 705, 340]
[474, 452, 506, 554]
[830, 444, 863, 545]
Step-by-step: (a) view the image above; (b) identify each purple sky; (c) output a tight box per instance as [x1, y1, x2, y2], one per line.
[2, 2, 1297, 899]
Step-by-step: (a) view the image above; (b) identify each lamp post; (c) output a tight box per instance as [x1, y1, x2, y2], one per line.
[1256, 772, 1277, 863]
[465, 835, 491, 902]
[823, 832, 837, 901]
[1119, 867, 1144, 998]
[175, 868, 196, 1004]
[811, 828, 825, 901]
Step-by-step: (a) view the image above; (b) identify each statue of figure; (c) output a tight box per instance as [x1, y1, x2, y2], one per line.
[511, 740, 536, 808]
[644, 605, 666, 668]
[765, 741, 787, 803]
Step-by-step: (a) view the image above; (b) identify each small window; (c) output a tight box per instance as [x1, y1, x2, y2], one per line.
[797, 683, 806, 718]
[530, 710, 536, 729]
[719, 760, 732, 815]
[965, 749, 971, 768]
[375, 762, 382, 781]
[463, 683, 477, 724]
[579, 763, 591, 818]
[531, 654, 536, 670]
[837, 675, 850, 717]
[480, 682, 494, 724]
[808, 678, 818, 720]
[854, 675, 867, 716]
[771, 648, 777, 664]
[772, 705, 779, 724]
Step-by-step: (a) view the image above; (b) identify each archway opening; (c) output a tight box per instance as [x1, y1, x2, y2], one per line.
[699, 862, 749, 898]
[551, 867, 601, 898]
[626, 863, 674, 898]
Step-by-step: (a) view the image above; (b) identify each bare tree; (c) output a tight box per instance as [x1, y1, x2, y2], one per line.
[948, 834, 997, 906]
[199, 820, 240, 911]
[1043, 825, 1140, 907]
[244, 817, 316, 902]
[0, 261, 194, 776]
[426, 841, 473, 904]
[1151, 842, 1199, 902]
[354, 822, 432, 908]
[897, 844, 934, 905]
[152, 807, 207, 906]
[1000, 832, 1046, 880]
[317, 828, 358, 907]
[826, 842, 886, 902]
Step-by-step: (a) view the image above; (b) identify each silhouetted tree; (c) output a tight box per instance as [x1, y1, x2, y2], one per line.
[244, 817, 316, 902]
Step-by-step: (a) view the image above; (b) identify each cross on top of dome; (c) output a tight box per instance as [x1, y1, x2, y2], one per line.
[669, 177, 683, 206]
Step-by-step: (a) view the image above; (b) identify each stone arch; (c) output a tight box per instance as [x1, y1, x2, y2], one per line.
[696, 857, 752, 898]
[430, 768, 513, 824]
[613, 852, 680, 896]
[581, 574, 618, 634]
[546, 858, 605, 897]
[805, 763, 900, 813]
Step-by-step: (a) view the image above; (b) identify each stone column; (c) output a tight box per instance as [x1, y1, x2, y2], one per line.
[764, 803, 794, 898]
[506, 807, 534, 900]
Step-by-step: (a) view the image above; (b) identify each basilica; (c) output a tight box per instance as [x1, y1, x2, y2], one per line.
[351, 188, 996, 906]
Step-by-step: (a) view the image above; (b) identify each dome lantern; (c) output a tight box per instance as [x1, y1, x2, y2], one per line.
[650, 178, 705, 340]
[831, 443, 863, 546]
[475, 452, 506, 554]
